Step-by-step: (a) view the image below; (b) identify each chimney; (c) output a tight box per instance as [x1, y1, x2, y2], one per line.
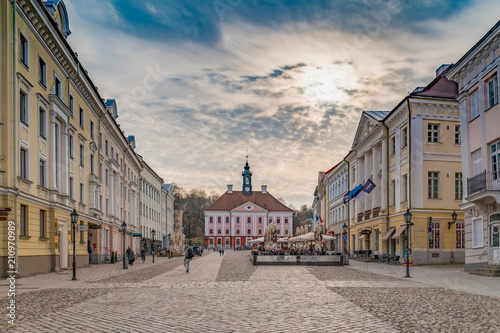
[227, 185, 233, 194]
[261, 185, 267, 194]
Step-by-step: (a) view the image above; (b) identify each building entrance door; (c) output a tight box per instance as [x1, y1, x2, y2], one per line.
[490, 223, 500, 264]
[58, 219, 68, 269]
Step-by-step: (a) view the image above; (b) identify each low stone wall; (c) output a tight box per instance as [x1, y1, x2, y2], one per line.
[250, 254, 344, 266]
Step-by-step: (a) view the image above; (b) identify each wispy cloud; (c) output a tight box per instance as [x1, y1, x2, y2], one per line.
[66, 0, 500, 208]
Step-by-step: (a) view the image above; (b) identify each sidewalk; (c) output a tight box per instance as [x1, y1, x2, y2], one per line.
[348, 259, 500, 298]
[0, 256, 182, 296]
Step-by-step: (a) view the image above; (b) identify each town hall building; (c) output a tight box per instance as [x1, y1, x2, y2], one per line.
[204, 160, 293, 249]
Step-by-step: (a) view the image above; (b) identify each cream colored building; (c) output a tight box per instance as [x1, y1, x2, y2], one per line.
[344, 67, 464, 265]
[447, 21, 500, 272]
[326, 161, 348, 253]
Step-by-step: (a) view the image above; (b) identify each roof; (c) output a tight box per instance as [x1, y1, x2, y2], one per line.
[364, 111, 389, 121]
[174, 203, 182, 211]
[410, 66, 458, 99]
[325, 162, 341, 176]
[162, 184, 171, 191]
[205, 191, 293, 212]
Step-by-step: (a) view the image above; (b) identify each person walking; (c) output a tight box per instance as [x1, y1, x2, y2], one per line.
[219, 249, 221, 256]
[184, 247, 194, 272]
[126, 246, 131, 265]
[141, 247, 146, 263]
[222, 249, 224, 255]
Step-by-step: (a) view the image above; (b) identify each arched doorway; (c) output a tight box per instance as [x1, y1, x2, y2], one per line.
[490, 214, 500, 264]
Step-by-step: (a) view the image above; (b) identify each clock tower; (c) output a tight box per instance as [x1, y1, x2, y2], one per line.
[242, 156, 252, 196]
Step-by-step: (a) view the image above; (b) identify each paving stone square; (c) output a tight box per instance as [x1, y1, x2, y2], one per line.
[1, 252, 499, 332]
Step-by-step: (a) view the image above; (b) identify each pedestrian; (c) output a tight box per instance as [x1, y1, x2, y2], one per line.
[184, 247, 194, 272]
[222, 249, 224, 255]
[126, 246, 131, 264]
[141, 247, 146, 263]
[219, 249, 221, 256]
[129, 249, 135, 266]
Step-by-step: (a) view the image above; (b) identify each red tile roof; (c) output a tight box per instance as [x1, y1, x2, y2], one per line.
[412, 66, 458, 99]
[205, 191, 293, 212]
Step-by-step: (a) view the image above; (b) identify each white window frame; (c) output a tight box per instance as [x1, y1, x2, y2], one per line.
[472, 149, 482, 176]
[427, 124, 440, 143]
[19, 31, 29, 68]
[39, 106, 47, 139]
[39, 55, 46, 87]
[487, 75, 498, 109]
[79, 107, 84, 128]
[39, 158, 47, 187]
[470, 89, 479, 120]
[54, 72, 62, 99]
[20, 147, 29, 179]
[472, 217, 484, 248]
[455, 125, 461, 145]
[428, 171, 440, 199]
[80, 182, 85, 204]
[79, 144, 84, 167]
[491, 140, 500, 180]
[402, 174, 408, 202]
[69, 94, 74, 116]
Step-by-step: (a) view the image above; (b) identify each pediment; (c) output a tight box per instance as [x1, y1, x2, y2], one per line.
[352, 112, 381, 149]
[232, 202, 267, 213]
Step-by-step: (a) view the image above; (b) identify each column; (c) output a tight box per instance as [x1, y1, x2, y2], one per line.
[458, 95, 469, 199]
[364, 151, 370, 213]
[372, 145, 380, 210]
[60, 123, 69, 197]
[354, 160, 360, 220]
[381, 137, 388, 213]
[49, 111, 57, 190]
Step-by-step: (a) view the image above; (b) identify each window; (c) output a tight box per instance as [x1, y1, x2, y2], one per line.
[268, 217, 272, 223]
[79, 108, 84, 128]
[39, 57, 46, 87]
[39, 107, 46, 138]
[391, 136, 396, 155]
[90, 154, 95, 174]
[69, 95, 74, 116]
[247, 217, 251, 223]
[258, 229, 262, 235]
[90, 121, 94, 139]
[69, 176, 74, 200]
[40, 210, 46, 238]
[470, 90, 479, 120]
[39, 160, 46, 187]
[428, 172, 439, 199]
[236, 229, 240, 235]
[20, 204, 28, 236]
[19, 32, 28, 67]
[402, 127, 408, 148]
[217, 216, 221, 223]
[236, 217, 240, 223]
[455, 125, 460, 144]
[277, 217, 281, 224]
[225, 229, 229, 235]
[79, 144, 84, 167]
[258, 217, 262, 223]
[218, 229, 221, 235]
[390, 180, 396, 205]
[428, 124, 439, 143]
[429, 221, 440, 249]
[247, 228, 251, 234]
[209, 229, 213, 234]
[491, 141, 500, 180]
[456, 222, 465, 249]
[20, 148, 28, 179]
[209, 216, 213, 223]
[472, 150, 482, 176]
[285, 229, 288, 235]
[284, 217, 288, 224]
[402, 174, 408, 202]
[487, 76, 498, 108]
[105, 169, 109, 185]
[455, 173, 463, 200]
[226, 216, 229, 224]
[55, 76, 62, 98]
[80, 221, 84, 243]
[106, 140, 109, 155]
[67, 134, 73, 158]
[80, 183, 84, 204]
[20, 90, 28, 125]
[472, 218, 483, 248]
[99, 133, 102, 148]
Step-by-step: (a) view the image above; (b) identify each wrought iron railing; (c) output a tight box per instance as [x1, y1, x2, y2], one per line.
[467, 171, 500, 196]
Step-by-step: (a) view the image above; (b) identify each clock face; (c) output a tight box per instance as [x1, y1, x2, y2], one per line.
[245, 187, 250, 192]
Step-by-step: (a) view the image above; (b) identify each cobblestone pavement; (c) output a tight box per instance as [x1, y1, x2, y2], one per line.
[2, 252, 499, 332]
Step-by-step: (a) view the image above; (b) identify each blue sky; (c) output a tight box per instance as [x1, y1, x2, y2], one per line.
[65, 0, 500, 208]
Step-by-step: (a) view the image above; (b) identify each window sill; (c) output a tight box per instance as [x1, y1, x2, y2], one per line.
[485, 102, 498, 112]
[19, 235, 31, 240]
[454, 144, 461, 147]
[80, 241, 85, 244]
[39, 237, 49, 241]
[19, 59, 29, 71]
[468, 115, 480, 123]
[427, 198, 442, 201]
[39, 81, 47, 90]
[427, 142, 442, 145]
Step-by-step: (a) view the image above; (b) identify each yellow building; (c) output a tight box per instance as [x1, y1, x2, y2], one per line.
[1, 0, 111, 276]
[345, 66, 464, 265]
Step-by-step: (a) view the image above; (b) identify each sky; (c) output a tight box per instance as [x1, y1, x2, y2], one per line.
[64, 0, 500, 209]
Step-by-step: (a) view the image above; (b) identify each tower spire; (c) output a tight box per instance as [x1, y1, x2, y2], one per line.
[242, 151, 252, 196]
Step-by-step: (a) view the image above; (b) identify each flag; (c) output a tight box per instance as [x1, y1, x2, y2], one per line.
[361, 179, 376, 194]
[343, 192, 350, 204]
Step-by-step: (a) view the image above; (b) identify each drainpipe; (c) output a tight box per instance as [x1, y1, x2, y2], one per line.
[11, 0, 19, 276]
[381, 122, 390, 231]
[406, 98, 412, 211]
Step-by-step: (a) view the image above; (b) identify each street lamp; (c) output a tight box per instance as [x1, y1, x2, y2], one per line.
[403, 209, 413, 278]
[448, 210, 458, 229]
[427, 216, 432, 264]
[70, 208, 79, 281]
[168, 233, 171, 259]
[342, 223, 348, 264]
[151, 229, 156, 263]
[121, 222, 128, 269]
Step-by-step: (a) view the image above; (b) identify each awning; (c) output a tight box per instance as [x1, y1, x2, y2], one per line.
[381, 227, 396, 241]
[277, 237, 289, 243]
[393, 226, 407, 238]
[249, 237, 264, 243]
[321, 235, 335, 241]
[359, 234, 366, 240]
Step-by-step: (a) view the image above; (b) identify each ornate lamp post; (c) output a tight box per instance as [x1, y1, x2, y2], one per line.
[121, 222, 128, 269]
[427, 216, 432, 264]
[70, 208, 79, 281]
[404, 209, 413, 278]
[151, 229, 156, 263]
[342, 223, 348, 264]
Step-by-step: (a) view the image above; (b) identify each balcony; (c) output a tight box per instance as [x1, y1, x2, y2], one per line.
[466, 171, 500, 211]
[357, 212, 364, 222]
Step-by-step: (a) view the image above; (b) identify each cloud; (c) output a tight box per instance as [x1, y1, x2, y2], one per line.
[65, 0, 500, 208]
